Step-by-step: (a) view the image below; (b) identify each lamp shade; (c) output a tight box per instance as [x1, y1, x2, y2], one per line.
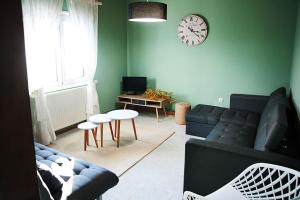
[128, 2, 167, 22]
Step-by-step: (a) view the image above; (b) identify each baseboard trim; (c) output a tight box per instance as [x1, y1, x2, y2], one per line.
[55, 121, 85, 135]
[55, 108, 175, 135]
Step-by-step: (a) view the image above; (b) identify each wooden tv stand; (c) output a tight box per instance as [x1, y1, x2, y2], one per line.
[117, 94, 169, 122]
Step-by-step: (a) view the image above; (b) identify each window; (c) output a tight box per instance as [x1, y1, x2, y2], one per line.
[44, 11, 87, 92]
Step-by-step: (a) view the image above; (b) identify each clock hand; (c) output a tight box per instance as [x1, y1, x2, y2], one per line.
[189, 28, 200, 36]
[188, 26, 200, 33]
[188, 27, 200, 37]
[192, 32, 200, 37]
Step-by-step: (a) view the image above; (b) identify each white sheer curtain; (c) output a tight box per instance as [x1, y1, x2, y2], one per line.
[22, 0, 63, 145]
[68, 0, 100, 117]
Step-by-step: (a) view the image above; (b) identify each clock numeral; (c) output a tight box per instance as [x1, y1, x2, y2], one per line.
[201, 29, 206, 31]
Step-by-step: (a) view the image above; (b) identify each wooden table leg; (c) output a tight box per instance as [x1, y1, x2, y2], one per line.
[84, 130, 88, 151]
[124, 104, 127, 109]
[163, 106, 167, 117]
[109, 122, 115, 141]
[156, 108, 159, 122]
[117, 120, 121, 148]
[100, 123, 104, 147]
[92, 128, 98, 148]
[132, 119, 138, 140]
[114, 120, 117, 137]
[86, 130, 90, 146]
[94, 127, 98, 137]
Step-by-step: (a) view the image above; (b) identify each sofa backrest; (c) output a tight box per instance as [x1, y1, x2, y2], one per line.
[254, 101, 289, 152]
[259, 88, 288, 123]
[254, 88, 289, 151]
[270, 87, 286, 97]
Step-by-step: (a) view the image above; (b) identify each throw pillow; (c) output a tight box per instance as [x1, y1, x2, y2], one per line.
[36, 161, 64, 195]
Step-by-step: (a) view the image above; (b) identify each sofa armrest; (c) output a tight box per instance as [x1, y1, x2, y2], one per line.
[183, 139, 300, 196]
[230, 94, 269, 113]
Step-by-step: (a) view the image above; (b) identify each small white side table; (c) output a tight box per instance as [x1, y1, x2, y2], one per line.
[107, 110, 139, 148]
[78, 122, 98, 151]
[89, 114, 115, 147]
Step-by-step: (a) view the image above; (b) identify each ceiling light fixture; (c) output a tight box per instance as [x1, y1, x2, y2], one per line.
[128, 1, 167, 23]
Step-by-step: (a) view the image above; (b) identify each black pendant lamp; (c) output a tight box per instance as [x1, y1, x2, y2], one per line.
[128, 1, 167, 22]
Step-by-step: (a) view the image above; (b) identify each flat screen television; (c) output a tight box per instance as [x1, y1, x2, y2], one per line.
[122, 76, 147, 94]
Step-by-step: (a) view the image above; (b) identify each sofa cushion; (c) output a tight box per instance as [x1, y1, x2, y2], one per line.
[220, 109, 260, 127]
[254, 104, 288, 151]
[207, 122, 257, 148]
[35, 143, 119, 199]
[186, 105, 226, 125]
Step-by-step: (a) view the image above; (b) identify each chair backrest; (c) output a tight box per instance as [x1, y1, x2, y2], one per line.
[184, 163, 300, 200]
[230, 163, 300, 200]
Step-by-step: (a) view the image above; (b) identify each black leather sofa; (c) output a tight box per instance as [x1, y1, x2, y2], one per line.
[184, 87, 300, 196]
[35, 143, 119, 200]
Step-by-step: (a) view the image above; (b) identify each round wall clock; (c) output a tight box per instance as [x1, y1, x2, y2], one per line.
[177, 15, 208, 47]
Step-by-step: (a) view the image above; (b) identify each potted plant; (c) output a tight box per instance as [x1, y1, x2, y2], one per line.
[144, 89, 176, 104]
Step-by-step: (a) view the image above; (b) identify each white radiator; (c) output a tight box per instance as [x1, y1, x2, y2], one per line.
[46, 87, 87, 131]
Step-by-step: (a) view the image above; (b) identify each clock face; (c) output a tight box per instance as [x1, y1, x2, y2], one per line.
[177, 15, 208, 46]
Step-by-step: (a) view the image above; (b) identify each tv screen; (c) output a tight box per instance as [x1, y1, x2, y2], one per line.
[122, 77, 147, 93]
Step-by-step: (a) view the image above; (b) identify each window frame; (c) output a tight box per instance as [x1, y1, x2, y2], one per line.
[43, 10, 87, 93]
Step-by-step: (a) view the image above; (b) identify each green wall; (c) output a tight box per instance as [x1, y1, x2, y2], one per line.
[127, 0, 298, 108]
[291, 1, 300, 118]
[95, 0, 127, 112]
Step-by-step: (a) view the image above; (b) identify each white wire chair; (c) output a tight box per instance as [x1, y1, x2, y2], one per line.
[183, 163, 300, 200]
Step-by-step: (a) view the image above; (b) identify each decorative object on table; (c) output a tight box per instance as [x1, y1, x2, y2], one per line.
[78, 122, 98, 151]
[107, 110, 139, 148]
[117, 94, 169, 122]
[175, 102, 191, 125]
[183, 163, 300, 200]
[178, 15, 208, 47]
[128, 1, 167, 22]
[89, 114, 115, 147]
[144, 89, 176, 104]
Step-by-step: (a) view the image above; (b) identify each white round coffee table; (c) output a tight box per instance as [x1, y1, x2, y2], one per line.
[78, 122, 98, 151]
[107, 109, 139, 147]
[89, 114, 115, 147]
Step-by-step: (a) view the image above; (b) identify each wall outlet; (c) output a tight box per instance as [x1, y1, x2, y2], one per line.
[218, 97, 224, 103]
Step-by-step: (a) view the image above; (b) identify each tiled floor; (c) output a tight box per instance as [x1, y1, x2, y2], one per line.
[103, 113, 189, 200]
